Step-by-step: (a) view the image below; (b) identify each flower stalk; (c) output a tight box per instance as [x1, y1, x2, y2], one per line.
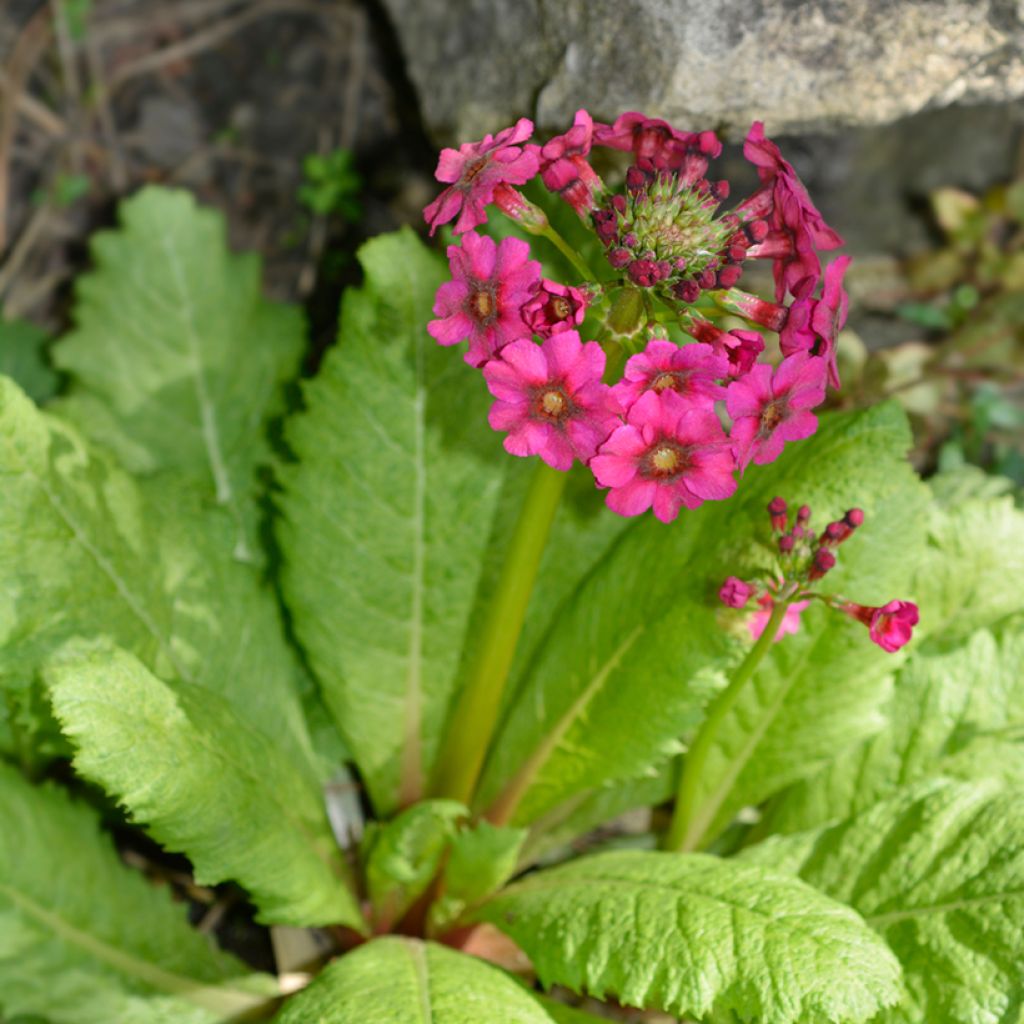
[664, 595, 791, 853]
[429, 459, 568, 806]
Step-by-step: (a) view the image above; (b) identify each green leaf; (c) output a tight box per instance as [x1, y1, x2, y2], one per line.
[742, 780, 1024, 1023]
[52, 186, 303, 560]
[474, 849, 901, 1024]
[914, 489, 1024, 646]
[0, 319, 58, 402]
[430, 819, 528, 932]
[477, 402, 927, 828]
[273, 936, 561, 1023]
[0, 379, 319, 778]
[278, 228, 506, 814]
[361, 799, 466, 929]
[0, 761, 276, 1023]
[761, 623, 1024, 836]
[46, 639, 363, 930]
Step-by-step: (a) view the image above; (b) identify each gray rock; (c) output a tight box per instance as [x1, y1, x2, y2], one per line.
[378, 0, 1024, 142]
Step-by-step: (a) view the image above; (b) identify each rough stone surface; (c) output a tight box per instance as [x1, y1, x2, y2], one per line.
[379, 0, 1024, 142]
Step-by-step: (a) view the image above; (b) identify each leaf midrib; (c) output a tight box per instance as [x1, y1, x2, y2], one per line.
[867, 888, 1024, 927]
[0, 884, 272, 1016]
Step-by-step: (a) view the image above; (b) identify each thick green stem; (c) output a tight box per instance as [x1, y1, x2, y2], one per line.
[429, 460, 568, 806]
[541, 224, 598, 282]
[663, 598, 789, 853]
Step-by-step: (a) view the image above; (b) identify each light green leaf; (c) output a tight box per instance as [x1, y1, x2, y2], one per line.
[742, 780, 1024, 1023]
[273, 936, 561, 1023]
[430, 819, 528, 932]
[361, 799, 466, 929]
[0, 761, 276, 1024]
[761, 623, 1024, 836]
[478, 402, 927, 828]
[0, 379, 319, 778]
[915, 490, 1024, 646]
[0, 318, 58, 403]
[46, 639, 363, 930]
[52, 186, 303, 559]
[474, 849, 901, 1024]
[278, 228, 506, 814]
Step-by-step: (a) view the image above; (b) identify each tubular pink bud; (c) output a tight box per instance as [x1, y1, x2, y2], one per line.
[778, 534, 795, 553]
[808, 548, 836, 580]
[767, 496, 788, 531]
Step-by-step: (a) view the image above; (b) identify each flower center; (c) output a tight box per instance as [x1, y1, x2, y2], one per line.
[462, 157, 488, 184]
[760, 399, 785, 433]
[650, 370, 686, 393]
[547, 295, 574, 321]
[469, 288, 497, 324]
[534, 387, 569, 422]
[643, 441, 688, 479]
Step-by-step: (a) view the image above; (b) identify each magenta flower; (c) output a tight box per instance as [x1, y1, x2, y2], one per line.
[482, 330, 617, 471]
[594, 112, 720, 180]
[522, 279, 588, 338]
[428, 232, 541, 367]
[610, 339, 727, 414]
[539, 109, 605, 217]
[726, 354, 828, 469]
[591, 389, 737, 523]
[842, 600, 920, 652]
[780, 256, 851, 388]
[688, 319, 766, 378]
[749, 596, 810, 642]
[423, 118, 540, 236]
[720, 577, 755, 609]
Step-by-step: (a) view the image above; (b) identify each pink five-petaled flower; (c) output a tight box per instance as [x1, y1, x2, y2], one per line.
[481, 330, 617, 471]
[610, 339, 728, 414]
[428, 232, 541, 367]
[591, 389, 737, 523]
[779, 256, 851, 388]
[423, 118, 540, 236]
[842, 600, 920, 653]
[749, 595, 810, 642]
[726, 353, 828, 470]
[522, 279, 588, 338]
[720, 576, 755, 609]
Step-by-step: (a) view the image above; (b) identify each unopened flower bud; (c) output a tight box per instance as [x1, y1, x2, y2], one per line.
[808, 548, 836, 580]
[844, 508, 865, 528]
[797, 505, 811, 523]
[778, 534, 795, 553]
[719, 576, 755, 608]
[493, 183, 548, 232]
[767, 496, 787, 532]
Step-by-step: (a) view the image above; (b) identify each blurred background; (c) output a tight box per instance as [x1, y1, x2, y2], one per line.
[1, 0, 1022, 480]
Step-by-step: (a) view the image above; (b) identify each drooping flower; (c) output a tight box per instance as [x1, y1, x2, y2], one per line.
[726, 354, 828, 469]
[687, 319, 766, 378]
[423, 118, 540, 236]
[749, 595, 810, 642]
[591, 389, 737, 523]
[610, 339, 727, 414]
[538, 109, 605, 218]
[428, 232, 541, 367]
[780, 256, 851, 388]
[594, 112, 721, 180]
[842, 600, 920, 652]
[482, 330, 617, 471]
[522, 280, 588, 338]
[719, 576, 755, 608]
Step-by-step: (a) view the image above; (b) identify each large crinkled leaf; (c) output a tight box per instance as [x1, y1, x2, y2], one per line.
[474, 849, 901, 1024]
[0, 761, 276, 1024]
[52, 186, 303, 560]
[46, 639, 363, 930]
[477, 402, 927, 827]
[273, 936, 561, 1023]
[278, 228, 506, 814]
[914, 487, 1024, 647]
[761, 623, 1024, 836]
[0, 315, 58, 403]
[0, 378, 319, 778]
[742, 780, 1024, 1023]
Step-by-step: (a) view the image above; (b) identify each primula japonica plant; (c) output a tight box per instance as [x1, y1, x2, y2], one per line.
[1, 120, 1024, 1024]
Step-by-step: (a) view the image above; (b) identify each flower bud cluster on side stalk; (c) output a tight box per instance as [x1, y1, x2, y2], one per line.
[719, 498, 920, 652]
[424, 111, 852, 523]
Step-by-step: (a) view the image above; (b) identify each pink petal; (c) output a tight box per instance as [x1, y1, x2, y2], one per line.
[606, 477, 657, 517]
[499, 338, 549, 385]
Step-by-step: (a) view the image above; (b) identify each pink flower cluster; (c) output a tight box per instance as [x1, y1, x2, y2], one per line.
[719, 498, 919, 652]
[423, 111, 851, 523]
